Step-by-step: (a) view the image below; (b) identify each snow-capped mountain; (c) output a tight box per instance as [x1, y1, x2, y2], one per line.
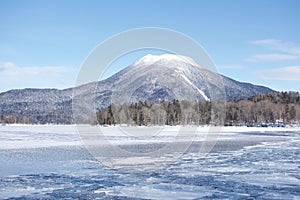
[101, 54, 273, 103]
[0, 54, 273, 123]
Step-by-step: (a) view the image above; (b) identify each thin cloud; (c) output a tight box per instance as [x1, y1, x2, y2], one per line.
[258, 66, 300, 81]
[251, 39, 300, 54]
[246, 53, 299, 62]
[0, 62, 77, 91]
[0, 62, 16, 72]
[246, 39, 300, 62]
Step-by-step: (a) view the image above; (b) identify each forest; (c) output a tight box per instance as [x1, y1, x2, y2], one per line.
[95, 92, 300, 126]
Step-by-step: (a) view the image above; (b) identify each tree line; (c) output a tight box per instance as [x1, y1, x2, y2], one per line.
[95, 92, 300, 126]
[95, 99, 212, 126]
[0, 110, 72, 125]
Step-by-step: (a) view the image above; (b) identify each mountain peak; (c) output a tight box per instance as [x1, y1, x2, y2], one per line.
[133, 54, 202, 68]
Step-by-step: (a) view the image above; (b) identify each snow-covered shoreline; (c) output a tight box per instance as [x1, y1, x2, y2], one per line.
[2, 123, 300, 132]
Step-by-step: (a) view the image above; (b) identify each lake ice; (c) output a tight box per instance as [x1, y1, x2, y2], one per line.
[0, 125, 300, 199]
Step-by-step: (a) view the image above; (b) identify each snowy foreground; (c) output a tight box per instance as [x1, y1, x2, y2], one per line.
[1, 125, 300, 199]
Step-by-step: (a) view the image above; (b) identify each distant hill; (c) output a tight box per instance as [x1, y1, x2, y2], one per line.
[0, 54, 274, 124]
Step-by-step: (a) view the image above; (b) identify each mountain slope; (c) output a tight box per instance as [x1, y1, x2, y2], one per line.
[0, 54, 274, 124]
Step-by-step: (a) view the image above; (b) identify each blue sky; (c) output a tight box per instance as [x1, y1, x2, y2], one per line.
[1, 0, 300, 92]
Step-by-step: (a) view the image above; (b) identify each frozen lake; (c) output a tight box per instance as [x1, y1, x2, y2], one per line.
[0, 125, 300, 199]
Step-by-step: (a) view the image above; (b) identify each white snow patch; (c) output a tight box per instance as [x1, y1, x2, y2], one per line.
[177, 71, 210, 101]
